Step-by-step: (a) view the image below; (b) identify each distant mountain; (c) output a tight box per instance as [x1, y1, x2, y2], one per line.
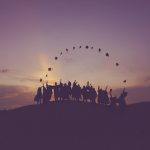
[0, 101, 150, 150]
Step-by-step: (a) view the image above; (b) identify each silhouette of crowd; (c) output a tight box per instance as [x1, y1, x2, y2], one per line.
[34, 44, 128, 111]
[34, 80, 128, 110]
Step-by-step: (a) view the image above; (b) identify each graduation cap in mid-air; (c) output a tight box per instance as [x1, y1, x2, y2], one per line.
[54, 56, 58, 60]
[66, 49, 69, 52]
[98, 48, 101, 52]
[123, 80, 127, 83]
[79, 46, 81, 48]
[106, 52, 109, 57]
[48, 67, 52, 71]
[85, 46, 89, 49]
[40, 78, 42, 82]
[73, 47, 75, 50]
[1, 69, 8, 73]
[116, 63, 119, 66]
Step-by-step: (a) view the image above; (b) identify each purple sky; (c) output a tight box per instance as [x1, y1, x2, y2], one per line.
[0, 0, 150, 109]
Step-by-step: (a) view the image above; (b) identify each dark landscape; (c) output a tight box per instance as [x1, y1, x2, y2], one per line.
[0, 101, 150, 150]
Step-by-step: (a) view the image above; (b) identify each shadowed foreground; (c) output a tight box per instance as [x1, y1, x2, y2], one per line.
[0, 101, 150, 150]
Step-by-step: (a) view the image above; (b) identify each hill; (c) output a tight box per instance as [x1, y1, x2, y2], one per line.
[0, 101, 150, 150]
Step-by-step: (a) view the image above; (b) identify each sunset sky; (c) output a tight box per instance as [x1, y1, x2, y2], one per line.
[0, 0, 150, 109]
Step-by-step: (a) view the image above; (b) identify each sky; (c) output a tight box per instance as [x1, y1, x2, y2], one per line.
[0, 0, 150, 109]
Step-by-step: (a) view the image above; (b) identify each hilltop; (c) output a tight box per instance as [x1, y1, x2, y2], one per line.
[0, 101, 150, 150]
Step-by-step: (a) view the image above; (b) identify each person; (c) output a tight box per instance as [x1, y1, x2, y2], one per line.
[76, 84, 82, 101]
[72, 81, 77, 101]
[118, 88, 128, 111]
[59, 81, 64, 101]
[98, 86, 103, 104]
[34, 87, 42, 104]
[82, 86, 87, 102]
[90, 86, 97, 103]
[54, 82, 59, 101]
[109, 89, 118, 109]
[42, 84, 47, 104]
[86, 84, 90, 102]
[109, 88, 128, 111]
[63, 83, 68, 100]
[98, 86, 110, 105]
[67, 81, 72, 100]
[46, 83, 53, 102]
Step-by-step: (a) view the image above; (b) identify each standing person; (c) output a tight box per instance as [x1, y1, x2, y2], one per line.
[59, 81, 64, 101]
[109, 89, 117, 109]
[54, 82, 59, 101]
[98, 86, 103, 104]
[76, 84, 81, 102]
[90, 86, 97, 104]
[118, 88, 128, 111]
[46, 83, 53, 103]
[82, 86, 87, 103]
[67, 81, 72, 100]
[42, 84, 47, 104]
[34, 87, 42, 104]
[72, 81, 77, 100]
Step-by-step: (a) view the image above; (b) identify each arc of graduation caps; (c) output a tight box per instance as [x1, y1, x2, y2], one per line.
[54, 45, 101, 61]
[54, 45, 120, 68]
[53, 46, 121, 68]
[41, 45, 125, 84]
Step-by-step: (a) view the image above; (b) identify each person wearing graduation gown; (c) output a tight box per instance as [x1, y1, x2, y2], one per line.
[34, 87, 42, 104]
[46, 83, 53, 102]
[42, 85, 47, 104]
[118, 88, 128, 111]
[54, 82, 59, 101]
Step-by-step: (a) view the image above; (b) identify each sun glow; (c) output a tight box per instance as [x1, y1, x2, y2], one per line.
[34, 52, 60, 85]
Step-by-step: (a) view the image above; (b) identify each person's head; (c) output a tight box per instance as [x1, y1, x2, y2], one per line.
[55, 82, 57, 86]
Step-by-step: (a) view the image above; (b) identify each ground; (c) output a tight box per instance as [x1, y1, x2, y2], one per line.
[0, 101, 150, 150]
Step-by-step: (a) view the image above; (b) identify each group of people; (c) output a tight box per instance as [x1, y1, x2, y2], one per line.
[34, 81, 128, 110]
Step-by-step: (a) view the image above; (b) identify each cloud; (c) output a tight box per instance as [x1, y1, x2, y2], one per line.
[10, 75, 40, 84]
[0, 85, 35, 110]
[144, 76, 150, 82]
[15, 77, 39, 83]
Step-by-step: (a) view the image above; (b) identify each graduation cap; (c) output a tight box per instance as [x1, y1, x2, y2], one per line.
[85, 46, 89, 49]
[98, 48, 101, 52]
[116, 63, 119, 66]
[1, 69, 8, 73]
[60, 52, 63, 56]
[48, 67, 52, 71]
[106, 52, 109, 57]
[66, 49, 69, 52]
[123, 80, 127, 83]
[40, 78, 42, 82]
[79, 46, 81, 48]
[73, 47, 75, 50]
[91, 47, 94, 50]
[54, 56, 58, 60]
